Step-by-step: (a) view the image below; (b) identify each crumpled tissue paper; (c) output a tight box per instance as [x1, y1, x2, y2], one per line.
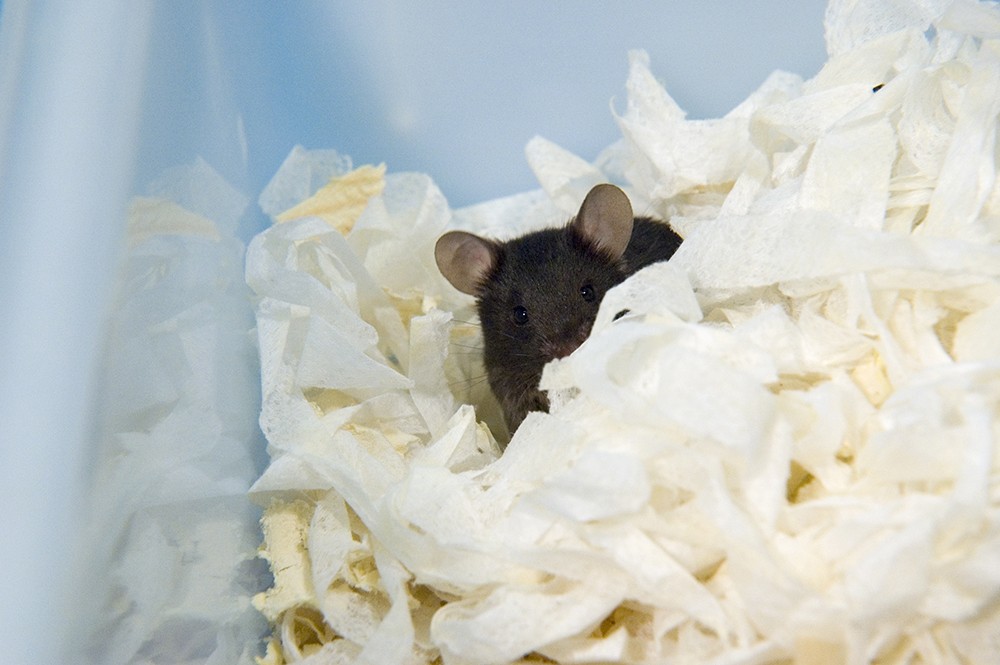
[75, 157, 268, 665]
[247, 2, 1000, 663]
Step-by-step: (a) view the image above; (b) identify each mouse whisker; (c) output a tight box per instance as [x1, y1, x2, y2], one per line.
[492, 329, 524, 344]
[448, 341, 484, 351]
[448, 375, 489, 391]
[499, 350, 536, 361]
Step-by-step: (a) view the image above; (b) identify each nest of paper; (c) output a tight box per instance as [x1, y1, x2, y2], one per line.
[247, 4, 1000, 664]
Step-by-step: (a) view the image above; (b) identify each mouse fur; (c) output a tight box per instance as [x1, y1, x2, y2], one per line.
[435, 184, 682, 433]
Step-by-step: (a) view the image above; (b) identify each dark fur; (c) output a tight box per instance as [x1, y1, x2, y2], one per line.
[477, 216, 681, 431]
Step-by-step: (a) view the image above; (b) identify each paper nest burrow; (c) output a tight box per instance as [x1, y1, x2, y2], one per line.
[246, 7, 1000, 665]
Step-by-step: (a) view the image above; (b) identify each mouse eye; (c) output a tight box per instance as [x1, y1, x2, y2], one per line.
[580, 284, 596, 302]
[512, 305, 529, 325]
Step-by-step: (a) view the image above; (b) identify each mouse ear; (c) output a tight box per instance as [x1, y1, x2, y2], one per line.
[572, 183, 634, 260]
[435, 231, 499, 295]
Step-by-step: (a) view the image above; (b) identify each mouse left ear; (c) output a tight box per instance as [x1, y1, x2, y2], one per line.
[435, 231, 498, 295]
[572, 184, 634, 260]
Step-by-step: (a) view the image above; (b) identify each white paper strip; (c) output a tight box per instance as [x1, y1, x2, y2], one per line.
[248, 3, 1000, 663]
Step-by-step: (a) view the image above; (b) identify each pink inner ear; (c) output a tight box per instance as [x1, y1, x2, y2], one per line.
[460, 236, 496, 285]
[435, 231, 497, 295]
[573, 184, 634, 259]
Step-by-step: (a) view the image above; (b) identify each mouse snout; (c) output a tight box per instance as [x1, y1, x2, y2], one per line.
[543, 322, 592, 360]
[546, 339, 580, 360]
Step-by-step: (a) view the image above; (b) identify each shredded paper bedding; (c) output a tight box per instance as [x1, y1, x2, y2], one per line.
[79, 158, 267, 665]
[246, 3, 1000, 663]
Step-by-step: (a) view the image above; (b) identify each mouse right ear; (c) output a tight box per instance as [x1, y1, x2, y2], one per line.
[572, 183, 634, 260]
[435, 231, 498, 295]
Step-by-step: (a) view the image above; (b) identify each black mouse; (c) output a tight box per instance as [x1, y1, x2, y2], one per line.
[435, 183, 682, 433]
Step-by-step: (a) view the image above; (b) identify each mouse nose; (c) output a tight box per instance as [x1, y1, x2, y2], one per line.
[544, 323, 592, 360]
[547, 339, 579, 359]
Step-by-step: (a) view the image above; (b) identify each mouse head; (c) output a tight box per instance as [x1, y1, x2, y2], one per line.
[435, 184, 635, 430]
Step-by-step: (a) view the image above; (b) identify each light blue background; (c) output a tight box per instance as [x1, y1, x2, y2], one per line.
[133, 3, 828, 211]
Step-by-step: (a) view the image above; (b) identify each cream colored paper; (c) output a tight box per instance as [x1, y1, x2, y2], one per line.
[248, 3, 1000, 663]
